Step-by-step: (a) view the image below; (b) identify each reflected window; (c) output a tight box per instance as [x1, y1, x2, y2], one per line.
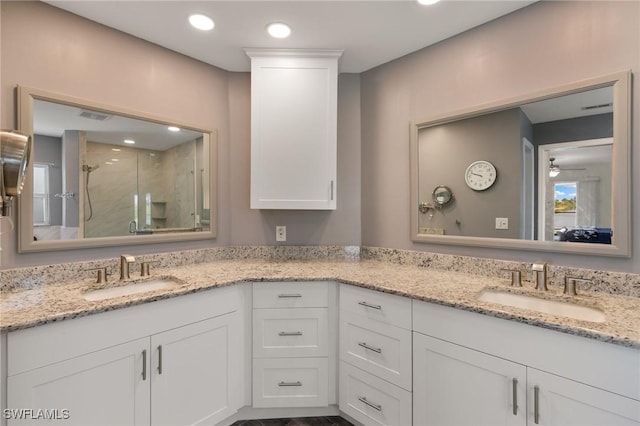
[554, 182, 577, 234]
[33, 164, 50, 225]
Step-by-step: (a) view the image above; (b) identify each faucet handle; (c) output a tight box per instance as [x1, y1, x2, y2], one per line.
[140, 260, 159, 277]
[501, 269, 522, 287]
[564, 276, 591, 296]
[86, 267, 109, 284]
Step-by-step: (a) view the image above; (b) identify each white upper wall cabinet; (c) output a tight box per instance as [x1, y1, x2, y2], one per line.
[246, 49, 342, 210]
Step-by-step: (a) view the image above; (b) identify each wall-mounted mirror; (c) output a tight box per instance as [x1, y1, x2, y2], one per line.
[410, 71, 631, 257]
[17, 86, 217, 252]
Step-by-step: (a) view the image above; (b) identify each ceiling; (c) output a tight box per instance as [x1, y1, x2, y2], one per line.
[34, 99, 203, 151]
[45, 0, 537, 73]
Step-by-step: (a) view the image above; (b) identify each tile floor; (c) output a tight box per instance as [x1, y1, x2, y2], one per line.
[231, 416, 354, 426]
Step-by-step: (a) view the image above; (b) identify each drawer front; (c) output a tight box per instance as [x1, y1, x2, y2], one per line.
[340, 312, 412, 390]
[253, 358, 328, 408]
[339, 362, 411, 426]
[340, 284, 411, 329]
[253, 281, 329, 309]
[253, 308, 328, 358]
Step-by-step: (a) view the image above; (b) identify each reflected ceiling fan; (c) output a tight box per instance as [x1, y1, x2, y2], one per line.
[548, 157, 585, 177]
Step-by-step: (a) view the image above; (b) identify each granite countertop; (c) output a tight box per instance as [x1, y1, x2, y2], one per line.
[1, 259, 639, 348]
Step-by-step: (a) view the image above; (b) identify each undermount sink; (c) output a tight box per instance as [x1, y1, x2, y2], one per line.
[84, 278, 180, 302]
[478, 289, 606, 323]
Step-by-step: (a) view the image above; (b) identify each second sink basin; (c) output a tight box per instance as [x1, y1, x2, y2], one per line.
[84, 278, 180, 302]
[478, 289, 605, 323]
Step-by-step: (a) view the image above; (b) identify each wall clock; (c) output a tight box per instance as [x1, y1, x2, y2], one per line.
[464, 160, 497, 191]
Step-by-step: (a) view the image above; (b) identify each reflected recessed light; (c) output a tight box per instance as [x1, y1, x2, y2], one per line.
[105, 161, 113, 165]
[112, 148, 121, 152]
[267, 22, 291, 39]
[111, 158, 120, 162]
[124, 139, 135, 144]
[189, 14, 214, 31]
[417, 0, 441, 4]
[168, 126, 181, 132]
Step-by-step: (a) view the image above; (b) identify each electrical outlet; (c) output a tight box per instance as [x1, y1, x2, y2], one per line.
[276, 226, 287, 242]
[495, 217, 509, 230]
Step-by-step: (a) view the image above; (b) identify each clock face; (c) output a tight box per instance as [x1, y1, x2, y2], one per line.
[465, 160, 497, 191]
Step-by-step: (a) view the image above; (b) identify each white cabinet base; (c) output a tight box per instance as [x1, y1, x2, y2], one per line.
[528, 368, 640, 425]
[7, 338, 150, 426]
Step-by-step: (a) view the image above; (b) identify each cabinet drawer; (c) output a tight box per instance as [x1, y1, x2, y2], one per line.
[340, 284, 411, 330]
[253, 358, 328, 408]
[340, 312, 411, 390]
[253, 308, 328, 358]
[339, 362, 411, 426]
[253, 281, 329, 308]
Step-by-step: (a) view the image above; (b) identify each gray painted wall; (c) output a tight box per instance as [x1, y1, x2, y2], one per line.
[0, 1, 361, 268]
[360, 1, 639, 273]
[0, 1, 638, 276]
[418, 108, 522, 239]
[533, 113, 613, 145]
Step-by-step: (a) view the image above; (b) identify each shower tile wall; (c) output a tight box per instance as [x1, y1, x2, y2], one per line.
[84, 140, 197, 237]
[84, 142, 138, 237]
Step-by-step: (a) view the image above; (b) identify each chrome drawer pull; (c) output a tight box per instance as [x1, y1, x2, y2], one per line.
[358, 396, 382, 411]
[278, 294, 303, 298]
[358, 342, 382, 353]
[358, 301, 382, 310]
[278, 381, 302, 387]
[512, 378, 518, 415]
[141, 349, 147, 381]
[534, 385, 540, 424]
[279, 331, 303, 336]
[157, 345, 163, 375]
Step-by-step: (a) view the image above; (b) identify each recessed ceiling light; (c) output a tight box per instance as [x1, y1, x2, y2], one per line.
[168, 126, 181, 132]
[124, 139, 135, 145]
[111, 148, 121, 152]
[189, 14, 214, 31]
[267, 22, 291, 39]
[417, 0, 441, 4]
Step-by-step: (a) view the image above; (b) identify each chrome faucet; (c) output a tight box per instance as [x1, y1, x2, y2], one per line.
[120, 254, 136, 280]
[532, 262, 548, 291]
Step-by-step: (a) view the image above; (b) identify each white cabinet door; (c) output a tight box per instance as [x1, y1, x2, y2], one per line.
[7, 338, 150, 426]
[150, 312, 242, 426]
[247, 49, 342, 210]
[528, 368, 640, 426]
[413, 332, 527, 426]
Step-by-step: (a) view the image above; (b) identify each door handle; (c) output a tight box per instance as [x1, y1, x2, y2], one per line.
[534, 385, 540, 424]
[358, 342, 382, 353]
[358, 396, 382, 411]
[512, 378, 518, 415]
[157, 345, 163, 375]
[141, 349, 147, 381]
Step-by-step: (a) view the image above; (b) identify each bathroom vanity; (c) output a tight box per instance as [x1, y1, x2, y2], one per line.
[1, 255, 639, 426]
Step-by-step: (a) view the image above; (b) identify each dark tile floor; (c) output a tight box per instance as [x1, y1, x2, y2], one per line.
[231, 416, 353, 426]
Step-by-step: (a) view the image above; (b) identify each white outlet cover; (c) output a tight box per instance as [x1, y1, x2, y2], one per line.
[495, 218, 509, 230]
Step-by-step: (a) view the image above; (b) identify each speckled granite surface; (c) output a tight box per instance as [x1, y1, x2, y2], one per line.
[2, 255, 639, 349]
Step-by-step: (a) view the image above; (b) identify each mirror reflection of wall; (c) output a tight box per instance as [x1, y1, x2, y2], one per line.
[417, 85, 614, 244]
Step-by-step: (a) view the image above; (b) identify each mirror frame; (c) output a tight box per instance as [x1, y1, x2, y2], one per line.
[410, 70, 631, 257]
[17, 85, 218, 253]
